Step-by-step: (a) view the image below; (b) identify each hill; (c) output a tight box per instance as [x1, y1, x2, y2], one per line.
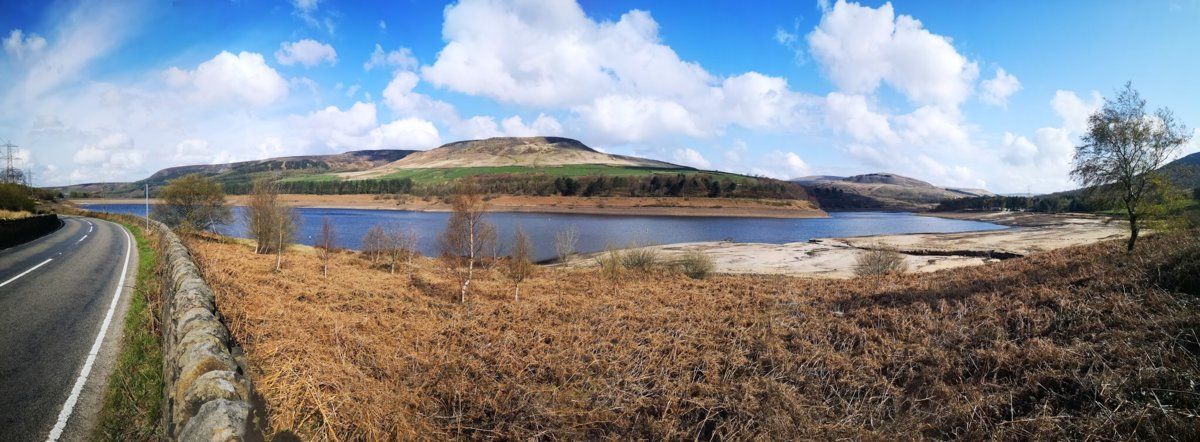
[1160, 152, 1200, 190]
[56, 137, 815, 204]
[793, 172, 993, 210]
[342, 137, 684, 180]
[56, 150, 415, 197]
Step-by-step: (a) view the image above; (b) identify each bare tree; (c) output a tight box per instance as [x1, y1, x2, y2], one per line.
[439, 181, 494, 303]
[554, 225, 579, 264]
[244, 180, 297, 264]
[362, 225, 388, 265]
[384, 223, 419, 276]
[505, 227, 534, 301]
[1071, 82, 1192, 251]
[317, 217, 337, 278]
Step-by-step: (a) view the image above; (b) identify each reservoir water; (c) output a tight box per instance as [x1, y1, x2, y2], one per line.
[81, 204, 1006, 261]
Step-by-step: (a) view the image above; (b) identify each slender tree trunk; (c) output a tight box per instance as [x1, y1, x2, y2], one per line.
[275, 222, 283, 271]
[1127, 213, 1139, 252]
[1126, 200, 1138, 252]
[461, 261, 472, 303]
[514, 283, 519, 302]
[406, 257, 414, 284]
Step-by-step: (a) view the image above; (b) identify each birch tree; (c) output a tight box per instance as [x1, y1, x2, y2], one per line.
[439, 181, 494, 303]
[1071, 82, 1191, 251]
[505, 227, 534, 301]
[317, 217, 337, 277]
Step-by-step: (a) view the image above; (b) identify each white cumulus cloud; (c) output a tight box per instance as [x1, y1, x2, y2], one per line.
[165, 51, 289, 107]
[364, 44, 416, 71]
[1051, 89, 1103, 134]
[422, 0, 816, 142]
[980, 68, 1021, 107]
[807, 0, 979, 109]
[274, 39, 338, 67]
[3, 29, 47, 60]
[672, 148, 711, 169]
[294, 101, 441, 151]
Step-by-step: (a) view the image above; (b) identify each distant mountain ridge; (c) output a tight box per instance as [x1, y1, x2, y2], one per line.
[344, 137, 685, 180]
[57, 149, 415, 198]
[793, 172, 994, 210]
[54, 137, 822, 205]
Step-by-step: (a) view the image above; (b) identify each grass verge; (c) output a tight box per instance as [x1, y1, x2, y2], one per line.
[92, 219, 165, 441]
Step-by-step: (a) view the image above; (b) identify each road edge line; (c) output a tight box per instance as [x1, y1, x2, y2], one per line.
[45, 222, 134, 441]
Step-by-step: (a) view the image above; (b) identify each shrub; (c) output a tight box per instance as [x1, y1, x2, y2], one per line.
[854, 249, 908, 277]
[152, 174, 231, 232]
[620, 247, 659, 271]
[0, 183, 35, 212]
[244, 180, 296, 254]
[595, 246, 623, 282]
[554, 225, 579, 264]
[676, 251, 715, 279]
[361, 225, 389, 264]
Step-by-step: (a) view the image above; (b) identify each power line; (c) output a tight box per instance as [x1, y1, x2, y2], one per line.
[1, 140, 26, 185]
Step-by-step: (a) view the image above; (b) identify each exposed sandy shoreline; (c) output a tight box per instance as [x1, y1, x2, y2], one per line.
[71, 194, 828, 219]
[566, 212, 1128, 278]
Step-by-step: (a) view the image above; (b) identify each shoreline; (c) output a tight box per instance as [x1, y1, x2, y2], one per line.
[565, 212, 1127, 279]
[70, 194, 828, 219]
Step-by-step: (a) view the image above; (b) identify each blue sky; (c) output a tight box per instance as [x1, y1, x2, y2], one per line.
[1, 0, 1197, 193]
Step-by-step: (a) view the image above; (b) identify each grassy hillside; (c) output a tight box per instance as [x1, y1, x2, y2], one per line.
[794, 173, 993, 210]
[189, 230, 1200, 440]
[57, 150, 414, 198]
[1161, 152, 1200, 189]
[283, 164, 695, 184]
[351, 136, 683, 178]
[56, 138, 814, 203]
[937, 153, 1200, 215]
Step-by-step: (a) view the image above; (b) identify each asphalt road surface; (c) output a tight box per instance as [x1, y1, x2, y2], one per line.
[0, 216, 138, 441]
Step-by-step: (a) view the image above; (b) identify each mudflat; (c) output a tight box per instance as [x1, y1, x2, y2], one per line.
[568, 212, 1127, 278]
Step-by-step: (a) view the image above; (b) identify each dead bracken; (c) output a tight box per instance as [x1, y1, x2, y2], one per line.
[188, 233, 1200, 440]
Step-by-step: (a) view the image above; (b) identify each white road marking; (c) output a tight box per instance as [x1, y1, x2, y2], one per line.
[75, 234, 88, 244]
[87, 223, 93, 233]
[46, 224, 133, 441]
[0, 258, 54, 288]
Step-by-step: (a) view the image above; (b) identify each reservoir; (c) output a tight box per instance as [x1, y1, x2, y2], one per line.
[81, 204, 1007, 261]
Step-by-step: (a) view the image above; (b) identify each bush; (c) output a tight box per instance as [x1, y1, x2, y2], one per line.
[243, 180, 297, 254]
[854, 249, 909, 277]
[152, 174, 231, 232]
[0, 183, 35, 212]
[620, 247, 659, 271]
[676, 251, 715, 279]
[595, 246, 624, 282]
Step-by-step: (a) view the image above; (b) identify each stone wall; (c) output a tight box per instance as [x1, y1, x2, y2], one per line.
[155, 221, 259, 440]
[0, 213, 60, 248]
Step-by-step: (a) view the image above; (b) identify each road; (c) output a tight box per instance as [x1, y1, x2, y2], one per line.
[0, 216, 138, 441]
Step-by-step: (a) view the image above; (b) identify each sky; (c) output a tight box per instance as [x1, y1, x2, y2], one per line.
[1, 0, 1198, 193]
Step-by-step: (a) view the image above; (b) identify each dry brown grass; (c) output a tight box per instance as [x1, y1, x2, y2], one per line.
[188, 233, 1200, 441]
[0, 209, 33, 219]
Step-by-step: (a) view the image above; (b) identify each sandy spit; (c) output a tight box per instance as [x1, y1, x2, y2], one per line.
[566, 212, 1128, 279]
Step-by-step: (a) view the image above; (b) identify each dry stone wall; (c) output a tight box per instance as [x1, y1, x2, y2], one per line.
[155, 221, 259, 440]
